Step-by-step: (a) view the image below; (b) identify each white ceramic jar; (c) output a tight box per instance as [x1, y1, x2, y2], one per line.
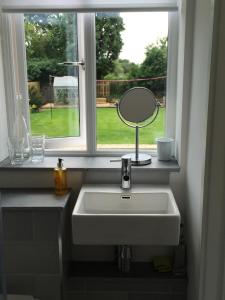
[156, 137, 174, 161]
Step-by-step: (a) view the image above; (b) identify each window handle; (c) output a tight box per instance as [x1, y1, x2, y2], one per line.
[58, 59, 85, 70]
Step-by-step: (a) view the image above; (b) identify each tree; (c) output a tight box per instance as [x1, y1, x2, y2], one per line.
[102, 37, 167, 98]
[103, 38, 167, 96]
[25, 13, 125, 82]
[25, 13, 77, 83]
[104, 59, 139, 80]
[96, 15, 125, 79]
[137, 38, 168, 96]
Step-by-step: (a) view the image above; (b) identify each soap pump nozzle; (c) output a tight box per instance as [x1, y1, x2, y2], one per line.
[57, 158, 63, 169]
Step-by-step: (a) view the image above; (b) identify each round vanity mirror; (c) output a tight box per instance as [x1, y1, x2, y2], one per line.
[118, 87, 157, 125]
[117, 87, 159, 166]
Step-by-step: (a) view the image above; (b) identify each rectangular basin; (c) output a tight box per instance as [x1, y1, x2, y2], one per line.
[72, 185, 180, 245]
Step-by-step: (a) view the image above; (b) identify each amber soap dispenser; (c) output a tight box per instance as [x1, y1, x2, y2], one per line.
[54, 158, 68, 196]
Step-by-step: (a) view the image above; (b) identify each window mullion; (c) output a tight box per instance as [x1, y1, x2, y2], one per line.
[77, 13, 87, 149]
[84, 13, 96, 155]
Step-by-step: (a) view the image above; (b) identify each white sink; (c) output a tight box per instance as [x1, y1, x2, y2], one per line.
[72, 185, 180, 245]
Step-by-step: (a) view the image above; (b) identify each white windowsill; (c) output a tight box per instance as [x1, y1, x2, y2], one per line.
[0, 156, 179, 172]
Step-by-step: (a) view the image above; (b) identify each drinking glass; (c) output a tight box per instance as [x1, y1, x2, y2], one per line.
[7, 136, 24, 165]
[31, 135, 45, 163]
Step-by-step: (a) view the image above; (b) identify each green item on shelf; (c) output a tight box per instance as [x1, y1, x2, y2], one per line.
[152, 256, 172, 273]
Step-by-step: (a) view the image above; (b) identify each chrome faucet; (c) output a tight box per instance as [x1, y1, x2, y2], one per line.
[121, 158, 132, 190]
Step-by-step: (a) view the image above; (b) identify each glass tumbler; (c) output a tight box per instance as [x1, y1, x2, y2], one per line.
[31, 135, 45, 163]
[7, 136, 24, 165]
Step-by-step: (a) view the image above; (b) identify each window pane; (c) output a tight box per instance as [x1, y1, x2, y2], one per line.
[96, 12, 168, 150]
[24, 13, 80, 139]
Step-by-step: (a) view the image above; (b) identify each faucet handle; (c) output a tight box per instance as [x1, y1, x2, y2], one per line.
[121, 157, 131, 163]
[110, 158, 132, 168]
[121, 157, 132, 168]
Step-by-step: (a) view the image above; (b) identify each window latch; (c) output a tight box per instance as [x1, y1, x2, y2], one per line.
[58, 59, 85, 70]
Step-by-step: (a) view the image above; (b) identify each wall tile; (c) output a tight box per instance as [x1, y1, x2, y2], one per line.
[6, 275, 34, 295]
[3, 211, 33, 241]
[67, 292, 86, 300]
[66, 292, 184, 300]
[67, 278, 85, 291]
[85, 291, 127, 300]
[33, 211, 60, 242]
[34, 276, 61, 300]
[85, 278, 171, 293]
[170, 280, 187, 294]
[67, 291, 127, 300]
[4, 244, 59, 274]
[128, 293, 186, 300]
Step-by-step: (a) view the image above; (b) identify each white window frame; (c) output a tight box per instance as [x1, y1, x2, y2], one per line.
[94, 11, 178, 156]
[1, 10, 178, 157]
[2, 13, 88, 154]
[44, 13, 87, 153]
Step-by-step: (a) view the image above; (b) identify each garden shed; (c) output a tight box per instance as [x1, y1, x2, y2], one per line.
[53, 76, 79, 105]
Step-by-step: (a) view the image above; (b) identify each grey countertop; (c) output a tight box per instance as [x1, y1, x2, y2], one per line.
[0, 156, 180, 172]
[0, 189, 72, 210]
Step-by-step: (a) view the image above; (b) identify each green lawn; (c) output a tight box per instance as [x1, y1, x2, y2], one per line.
[31, 107, 165, 144]
[96, 107, 165, 144]
[30, 107, 80, 137]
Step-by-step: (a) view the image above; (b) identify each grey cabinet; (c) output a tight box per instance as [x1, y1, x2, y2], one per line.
[0, 190, 73, 300]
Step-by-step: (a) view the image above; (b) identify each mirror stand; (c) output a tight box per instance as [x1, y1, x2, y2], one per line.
[122, 126, 152, 166]
[117, 87, 159, 166]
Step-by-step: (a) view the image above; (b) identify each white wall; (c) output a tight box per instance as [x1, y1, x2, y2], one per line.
[184, 0, 214, 299]
[0, 14, 8, 162]
[198, 0, 225, 298]
[170, 0, 195, 216]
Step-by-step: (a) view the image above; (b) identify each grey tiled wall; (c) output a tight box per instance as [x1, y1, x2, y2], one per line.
[2, 209, 63, 300]
[66, 277, 186, 300]
[6, 275, 61, 300]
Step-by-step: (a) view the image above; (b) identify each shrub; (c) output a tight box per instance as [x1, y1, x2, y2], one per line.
[28, 85, 44, 110]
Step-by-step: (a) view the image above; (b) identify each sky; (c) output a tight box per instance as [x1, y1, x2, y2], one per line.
[119, 12, 168, 64]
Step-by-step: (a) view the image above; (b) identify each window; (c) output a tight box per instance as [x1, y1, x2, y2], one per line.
[24, 12, 86, 151]
[95, 12, 168, 151]
[2, 8, 178, 155]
